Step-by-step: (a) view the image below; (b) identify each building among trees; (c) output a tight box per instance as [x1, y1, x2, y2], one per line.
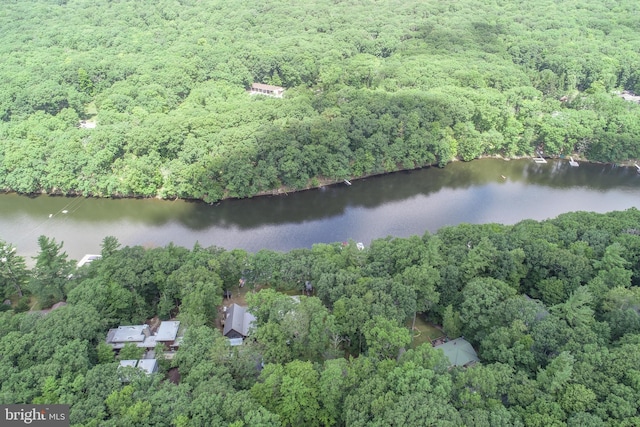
[106, 321, 182, 352]
[435, 337, 480, 367]
[223, 304, 256, 340]
[249, 83, 285, 98]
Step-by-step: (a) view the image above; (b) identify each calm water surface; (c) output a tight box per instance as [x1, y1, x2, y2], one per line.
[1, 159, 639, 261]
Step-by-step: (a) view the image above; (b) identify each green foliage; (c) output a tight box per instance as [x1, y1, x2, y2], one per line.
[29, 236, 74, 307]
[5, 209, 640, 423]
[0, 241, 28, 299]
[2, 0, 640, 201]
[117, 343, 144, 361]
[443, 304, 462, 339]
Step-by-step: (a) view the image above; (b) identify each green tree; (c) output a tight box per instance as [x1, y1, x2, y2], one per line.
[0, 242, 28, 298]
[29, 236, 74, 307]
[251, 360, 324, 427]
[363, 315, 411, 360]
[443, 304, 462, 339]
[117, 343, 144, 361]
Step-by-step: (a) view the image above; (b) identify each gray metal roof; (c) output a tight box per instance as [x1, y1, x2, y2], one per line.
[108, 325, 149, 343]
[155, 321, 180, 342]
[118, 360, 138, 368]
[136, 359, 158, 374]
[223, 304, 256, 337]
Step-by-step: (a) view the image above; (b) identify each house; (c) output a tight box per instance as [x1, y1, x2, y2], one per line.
[223, 304, 256, 339]
[435, 337, 480, 367]
[155, 320, 181, 350]
[106, 325, 151, 350]
[249, 83, 285, 98]
[106, 321, 182, 351]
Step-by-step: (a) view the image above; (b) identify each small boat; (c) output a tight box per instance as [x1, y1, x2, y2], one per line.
[344, 179, 352, 186]
[569, 157, 579, 167]
[500, 175, 506, 180]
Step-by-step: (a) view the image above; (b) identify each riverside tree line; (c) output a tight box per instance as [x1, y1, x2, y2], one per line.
[1, 208, 640, 425]
[1, 0, 640, 201]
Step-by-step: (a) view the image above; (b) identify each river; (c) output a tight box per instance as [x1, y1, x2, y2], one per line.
[1, 158, 639, 262]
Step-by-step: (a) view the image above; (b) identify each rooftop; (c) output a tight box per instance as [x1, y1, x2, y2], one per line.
[155, 321, 180, 342]
[223, 304, 256, 337]
[118, 360, 138, 368]
[251, 83, 284, 92]
[435, 338, 480, 367]
[108, 325, 150, 343]
[136, 359, 158, 374]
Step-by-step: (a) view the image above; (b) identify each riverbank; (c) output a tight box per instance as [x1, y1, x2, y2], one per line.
[1, 154, 638, 204]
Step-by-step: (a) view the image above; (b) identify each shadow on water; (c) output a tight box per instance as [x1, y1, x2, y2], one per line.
[1, 159, 639, 232]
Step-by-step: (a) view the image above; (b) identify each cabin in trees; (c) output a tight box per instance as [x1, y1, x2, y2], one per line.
[434, 337, 480, 367]
[222, 304, 256, 340]
[249, 83, 285, 98]
[106, 321, 183, 353]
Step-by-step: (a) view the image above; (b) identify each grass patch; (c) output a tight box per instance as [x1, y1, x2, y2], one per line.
[408, 315, 445, 348]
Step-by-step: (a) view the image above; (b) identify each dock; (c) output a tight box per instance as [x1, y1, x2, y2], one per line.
[533, 156, 547, 164]
[533, 151, 547, 163]
[569, 157, 579, 167]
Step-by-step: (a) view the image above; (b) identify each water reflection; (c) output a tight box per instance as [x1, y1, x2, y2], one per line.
[1, 159, 639, 261]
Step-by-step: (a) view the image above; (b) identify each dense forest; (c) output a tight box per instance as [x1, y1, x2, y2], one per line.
[2, 208, 640, 425]
[1, 0, 640, 201]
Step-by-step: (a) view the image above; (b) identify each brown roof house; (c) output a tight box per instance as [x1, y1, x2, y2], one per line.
[223, 304, 256, 340]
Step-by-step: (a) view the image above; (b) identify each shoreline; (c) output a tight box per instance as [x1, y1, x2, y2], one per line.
[2, 155, 637, 203]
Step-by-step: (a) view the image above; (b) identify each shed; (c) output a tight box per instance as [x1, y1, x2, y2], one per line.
[435, 338, 480, 367]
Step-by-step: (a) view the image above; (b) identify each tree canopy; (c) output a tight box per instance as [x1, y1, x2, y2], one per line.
[1, 0, 640, 202]
[2, 208, 640, 424]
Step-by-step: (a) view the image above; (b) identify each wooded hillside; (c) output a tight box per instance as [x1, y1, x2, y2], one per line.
[1, 0, 640, 201]
[2, 209, 640, 425]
